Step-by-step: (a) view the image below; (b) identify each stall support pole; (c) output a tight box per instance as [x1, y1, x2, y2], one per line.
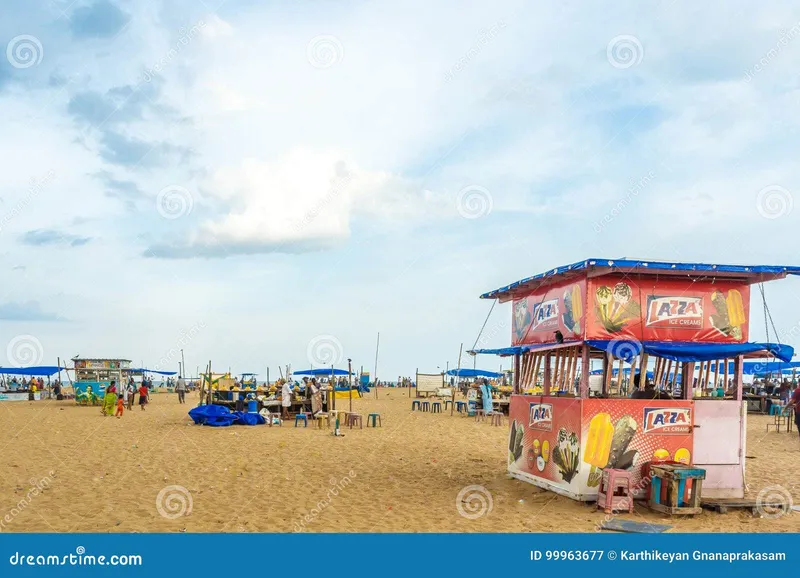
[734, 355, 744, 401]
[603, 353, 612, 396]
[513, 352, 521, 395]
[723, 359, 729, 390]
[579, 345, 590, 398]
[628, 355, 638, 396]
[543, 354, 552, 396]
[615, 357, 624, 394]
[713, 359, 720, 391]
[639, 353, 649, 389]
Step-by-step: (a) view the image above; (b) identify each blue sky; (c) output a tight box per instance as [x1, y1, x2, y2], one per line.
[1, 0, 799, 378]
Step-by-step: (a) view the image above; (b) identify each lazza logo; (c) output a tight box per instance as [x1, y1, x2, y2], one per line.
[646, 296, 703, 329]
[643, 407, 692, 434]
[531, 299, 559, 331]
[529, 403, 553, 430]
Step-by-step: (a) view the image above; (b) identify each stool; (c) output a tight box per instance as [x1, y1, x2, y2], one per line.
[444, 400, 453, 410]
[475, 409, 486, 422]
[348, 414, 363, 429]
[431, 402, 441, 413]
[489, 411, 502, 426]
[313, 414, 330, 429]
[766, 412, 783, 433]
[266, 412, 282, 427]
[769, 403, 784, 416]
[421, 401, 430, 412]
[411, 400, 421, 411]
[455, 401, 467, 414]
[648, 463, 705, 515]
[597, 468, 634, 514]
[367, 413, 382, 427]
[294, 413, 308, 428]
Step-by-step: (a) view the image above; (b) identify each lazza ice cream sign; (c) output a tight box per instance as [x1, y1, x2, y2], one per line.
[643, 407, 692, 435]
[646, 296, 703, 329]
[529, 403, 553, 431]
[511, 279, 585, 344]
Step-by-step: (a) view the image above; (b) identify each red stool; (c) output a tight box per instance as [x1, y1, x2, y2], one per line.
[597, 469, 634, 514]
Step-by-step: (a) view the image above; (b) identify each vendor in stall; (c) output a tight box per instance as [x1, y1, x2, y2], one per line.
[281, 379, 292, 419]
[479, 378, 493, 412]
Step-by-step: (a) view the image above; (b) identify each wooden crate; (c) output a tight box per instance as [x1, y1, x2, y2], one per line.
[648, 464, 706, 515]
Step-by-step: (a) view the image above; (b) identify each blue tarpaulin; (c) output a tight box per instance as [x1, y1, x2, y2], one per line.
[586, 340, 794, 363]
[293, 368, 350, 376]
[129, 368, 177, 376]
[446, 368, 502, 378]
[0, 366, 67, 376]
[188, 405, 238, 427]
[231, 411, 266, 425]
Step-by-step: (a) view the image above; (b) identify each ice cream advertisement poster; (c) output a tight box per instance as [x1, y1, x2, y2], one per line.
[508, 395, 694, 499]
[511, 278, 586, 345]
[586, 275, 750, 343]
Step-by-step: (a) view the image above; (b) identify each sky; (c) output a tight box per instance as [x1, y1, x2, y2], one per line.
[1, 0, 799, 380]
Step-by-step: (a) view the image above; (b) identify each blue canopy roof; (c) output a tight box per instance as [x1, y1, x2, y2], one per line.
[708, 360, 800, 375]
[587, 340, 794, 363]
[129, 368, 177, 376]
[481, 258, 800, 300]
[0, 366, 67, 376]
[446, 368, 502, 378]
[293, 368, 350, 376]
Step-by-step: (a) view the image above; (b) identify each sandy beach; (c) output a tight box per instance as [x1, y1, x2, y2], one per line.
[0, 391, 798, 533]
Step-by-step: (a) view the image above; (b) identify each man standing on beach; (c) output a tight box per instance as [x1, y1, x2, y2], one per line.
[281, 379, 292, 420]
[176, 375, 186, 404]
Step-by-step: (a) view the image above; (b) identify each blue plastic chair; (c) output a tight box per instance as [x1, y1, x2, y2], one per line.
[295, 413, 308, 427]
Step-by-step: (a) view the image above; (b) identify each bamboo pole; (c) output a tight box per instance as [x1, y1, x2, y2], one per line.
[723, 358, 729, 391]
[603, 353, 613, 395]
[713, 359, 720, 391]
[532, 353, 542, 390]
[664, 360, 673, 389]
[615, 357, 624, 394]
[558, 349, 568, 390]
[639, 353, 649, 389]
[524, 354, 535, 389]
[704, 361, 712, 391]
[552, 349, 562, 391]
[453, 343, 463, 416]
[628, 355, 638, 395]
[568, 347, 579, 394]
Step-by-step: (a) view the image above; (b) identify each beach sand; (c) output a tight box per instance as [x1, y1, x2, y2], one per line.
[0, 391, 798, 533]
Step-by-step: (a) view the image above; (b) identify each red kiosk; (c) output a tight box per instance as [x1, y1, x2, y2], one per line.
[475, 258, 798, 501]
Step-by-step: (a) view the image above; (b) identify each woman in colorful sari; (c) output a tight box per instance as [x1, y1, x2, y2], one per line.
[480, 378, 494, 413]
[102, 381, 118, 416]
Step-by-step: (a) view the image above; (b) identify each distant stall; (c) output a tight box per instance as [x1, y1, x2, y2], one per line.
[0, 366, 66, 401]
[72, 358, 131, 404]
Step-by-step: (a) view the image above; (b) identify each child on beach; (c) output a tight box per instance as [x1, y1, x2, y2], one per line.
[115, 394, 124, 418]
[138, 384, 148, 410]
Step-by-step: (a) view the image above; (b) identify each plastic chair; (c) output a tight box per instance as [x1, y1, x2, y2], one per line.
[475, 409, 487, 422]
[455, 401, 467, 414]
[295, 413, 308, 428]
[444, 400, 453, 410]
[348, 414, 363, 429]
[489, 412, 503, 426]
[598, 469, 634, 514]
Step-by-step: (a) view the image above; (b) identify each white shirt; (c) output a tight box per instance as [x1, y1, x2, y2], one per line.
[281, 382, 292, 406]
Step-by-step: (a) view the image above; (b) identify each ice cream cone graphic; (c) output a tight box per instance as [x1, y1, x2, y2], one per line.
[726, 290, 745, 339]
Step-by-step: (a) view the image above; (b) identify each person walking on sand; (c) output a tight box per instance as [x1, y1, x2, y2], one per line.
[281, 379, 292, 420]
[126, 377, 136, 410]
[176, 375, 186, 404]
[102, 381, 118, 416]
[138, 382, 149, 411]
[115, 392, 125, 418]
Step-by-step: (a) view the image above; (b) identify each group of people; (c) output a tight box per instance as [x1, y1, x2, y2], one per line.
[279, 377, 324, 419]
[101, 379, 149, 417]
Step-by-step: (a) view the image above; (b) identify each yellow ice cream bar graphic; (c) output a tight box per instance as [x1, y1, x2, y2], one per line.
[674, 448, 690, 464]
[583, 413, 614, 468]
[571, 285, 582, 320]
[542, 440, 550, 462]
[726, 290, 745, 327]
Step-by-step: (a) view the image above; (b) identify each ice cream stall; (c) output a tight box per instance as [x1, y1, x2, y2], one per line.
[474, 258, 798, 501]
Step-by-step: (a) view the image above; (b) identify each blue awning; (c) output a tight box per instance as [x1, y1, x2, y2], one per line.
[293, 368, 350, 376]
[0, 366, 67, 376]
[481, 258, 800, 300]
[470, 342, 580, 357]
[446, 368, 502, 378]
[129, 368, 178, 376]
[586, 340, 794, 363]
[709, 360, 800, 375]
